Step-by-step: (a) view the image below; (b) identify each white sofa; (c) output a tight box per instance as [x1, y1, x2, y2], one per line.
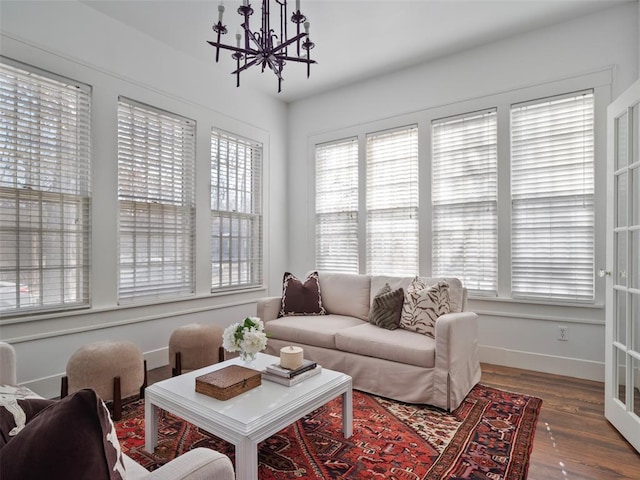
[258, 272, 481, 411]
[0, 342, 234, 480]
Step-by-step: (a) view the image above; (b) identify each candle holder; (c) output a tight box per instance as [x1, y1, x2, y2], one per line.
[280, 346, 304, 370]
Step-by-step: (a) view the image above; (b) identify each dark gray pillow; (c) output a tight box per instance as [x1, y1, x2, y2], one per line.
[369, 283, 404, 330]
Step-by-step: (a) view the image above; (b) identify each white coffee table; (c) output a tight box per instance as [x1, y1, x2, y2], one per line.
[145, 352, 353, 480]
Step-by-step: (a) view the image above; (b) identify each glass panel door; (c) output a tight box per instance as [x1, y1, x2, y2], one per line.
[605, 80, 640, 453]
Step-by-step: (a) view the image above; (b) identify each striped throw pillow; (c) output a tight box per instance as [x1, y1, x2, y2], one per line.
[369, 283, 404, 330]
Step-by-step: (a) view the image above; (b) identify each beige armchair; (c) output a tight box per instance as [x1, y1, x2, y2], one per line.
[0, 342, 235, 480]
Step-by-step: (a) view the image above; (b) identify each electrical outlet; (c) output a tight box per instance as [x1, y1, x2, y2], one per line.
[558, 326, 569, 341]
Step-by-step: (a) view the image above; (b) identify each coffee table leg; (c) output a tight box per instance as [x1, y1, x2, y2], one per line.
[144, 399, 158, 453]
[235, 437, 258, 480]
[342, 385, 353, 438]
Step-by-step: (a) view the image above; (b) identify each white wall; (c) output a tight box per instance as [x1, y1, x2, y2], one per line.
[0, 1, 289, 397]
[287, 2, 640, 381]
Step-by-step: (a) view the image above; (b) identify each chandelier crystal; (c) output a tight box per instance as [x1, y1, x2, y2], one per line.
[207, 0, 316, 93]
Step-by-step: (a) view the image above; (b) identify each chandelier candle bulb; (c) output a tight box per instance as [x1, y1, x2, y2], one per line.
[280, 346, 304, 370]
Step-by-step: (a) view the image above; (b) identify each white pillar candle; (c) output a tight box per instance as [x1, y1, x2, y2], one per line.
[280, 346, 303, 370]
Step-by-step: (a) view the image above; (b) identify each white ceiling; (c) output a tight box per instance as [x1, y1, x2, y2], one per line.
[81, 0, 629, 102]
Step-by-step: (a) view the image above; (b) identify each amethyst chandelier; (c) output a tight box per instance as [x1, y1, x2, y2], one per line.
[208, 0, 316, 93]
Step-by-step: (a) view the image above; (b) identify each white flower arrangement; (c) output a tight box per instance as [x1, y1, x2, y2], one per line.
[222, 317, 268, 358]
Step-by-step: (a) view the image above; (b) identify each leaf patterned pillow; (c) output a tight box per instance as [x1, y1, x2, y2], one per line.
[400, 279, 451, 338]
[400, 276, 428, 325]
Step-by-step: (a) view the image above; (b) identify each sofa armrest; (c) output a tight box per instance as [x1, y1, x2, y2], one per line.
[433, 311, 481, 410]
[134, 448, 234, 480]
[0, 342, 17, 386]
[257, 296, 281, 323]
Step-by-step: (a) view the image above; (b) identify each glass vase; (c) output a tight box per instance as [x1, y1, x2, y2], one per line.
[240, 350, 257, 369]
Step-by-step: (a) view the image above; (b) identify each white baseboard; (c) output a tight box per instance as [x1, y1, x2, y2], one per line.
[144, 347, 169, 370]
[22, 347, 171, 400]
[480, 345, 604, 382]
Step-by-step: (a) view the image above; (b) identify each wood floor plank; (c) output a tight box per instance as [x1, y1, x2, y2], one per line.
[480, 363, 640, 479]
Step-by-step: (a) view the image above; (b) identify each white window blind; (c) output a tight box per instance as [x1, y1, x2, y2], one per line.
[432, 110, 498, 295]
[511, 91, 594, 302]
[315, 138, 359, 273]
[366, 126, 418, 276]
[117, 98, 195, 303]
[211, 130, 262, 290]
[0, 60, 91, 316]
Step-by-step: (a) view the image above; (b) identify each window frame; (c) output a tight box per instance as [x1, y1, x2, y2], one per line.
[431, 108, 498, 296]
[510, 90, 596, 303]
[210, 128, 263, 292]
[315, 136, 360, 274]
[116, 97, 196, 305]
[365, 125, 419, 276]
[0, 57, 92, 317]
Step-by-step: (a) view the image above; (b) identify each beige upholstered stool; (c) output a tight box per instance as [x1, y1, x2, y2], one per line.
[169, 323, 224, 376]
[60, 340, 147, 420]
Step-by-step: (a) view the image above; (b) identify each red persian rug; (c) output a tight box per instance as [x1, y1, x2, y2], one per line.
[115, 384, 541, 479]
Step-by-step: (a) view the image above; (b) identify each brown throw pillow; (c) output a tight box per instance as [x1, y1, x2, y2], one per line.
[0, 397, 54, 448]
[0, 389, 126, 480]
[369, 283, 404, 330]
[279, 271, 327, 316]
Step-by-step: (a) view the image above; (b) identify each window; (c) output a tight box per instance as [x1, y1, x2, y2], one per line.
[117, 98, 195, 303]
[0, 59, 91, 316]
[511, 91, 594, 302]
[315, 138, 359, 273]
[211, 130, 262, 290]
[366, 126, 419, 276]
[312, 75, 603, 306]
[432, 110, 498, 295]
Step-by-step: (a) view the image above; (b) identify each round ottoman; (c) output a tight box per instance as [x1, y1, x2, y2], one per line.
[169, 323, 224, 376]
[63, 339, 146, 420]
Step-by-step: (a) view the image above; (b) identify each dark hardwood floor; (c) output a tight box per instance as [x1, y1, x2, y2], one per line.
[147, 363, 640, 479]
[480, 363, 640, 480]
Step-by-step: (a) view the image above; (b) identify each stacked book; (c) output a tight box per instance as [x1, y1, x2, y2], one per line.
[262, 359, 321, 386]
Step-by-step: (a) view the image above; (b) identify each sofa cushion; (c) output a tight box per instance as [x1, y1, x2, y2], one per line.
[371, 275, 464, 313]
[318, 272, 371, 321]
[264, 314, 365, 349]
[399, 280, 451, 338]
[280, 271, 326, 316]
[0, 389, 126, 480]
[368, 283, 404, 330]
[335, 323, 436, 368]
